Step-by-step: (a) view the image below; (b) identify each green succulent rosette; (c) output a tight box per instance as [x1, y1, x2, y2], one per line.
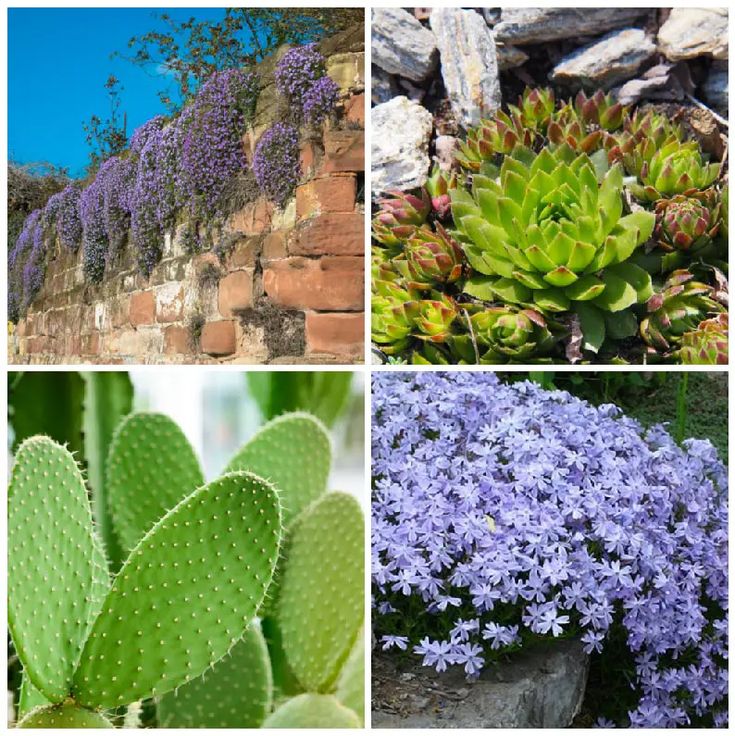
[372, 189, 431, 252]
[455, 112, 537, 172]
[451, 143, 655, 315]
[412, 294, 458, 343]
[402, 223, 464, 289]
[371, 280, 418, 355]
[676, 312, 728, 365]
[655, 191, 721, 252]
[574, 90, 626, 132]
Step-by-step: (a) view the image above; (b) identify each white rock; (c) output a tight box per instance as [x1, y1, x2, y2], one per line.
[371, 96, 434, 194]
[658, 8, 728, 62]
[372, 65, 398, 105]
[702, 62, 728, 115]
[551, 29, 657, 90]
[371, 7, 438, 82]
[430, 8, 502, 129]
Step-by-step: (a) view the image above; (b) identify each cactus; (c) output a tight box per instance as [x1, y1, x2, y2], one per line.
[335, 633, 365, 723]
[18, 703, 114, 728]
[156, 621, 273, 728]
[106, 413, 204, 552]
[277, 492, 364, 692]
[262, 694, 361, 728]
[8, 437, 109, 702]
[18, 676, 50, 718]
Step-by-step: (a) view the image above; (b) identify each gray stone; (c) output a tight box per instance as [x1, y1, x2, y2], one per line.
[702, 62, 728, 116]
[371, 65, 398, 105]
[493, 8, 649, 45]
[371, 96, 434, 194]
[616, 64, 683, 105]
[551, 28, 657, 90]
[658, 8, 728, 62]
[371, 7, 438, 82]
[434, 135, 459, 171]
[497, 44, 529, 71]
[373, 638, 589, 729]
[430, 8, 502, 129]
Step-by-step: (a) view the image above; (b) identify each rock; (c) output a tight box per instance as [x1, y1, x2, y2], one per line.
[371, 7, 438, 82]
[616, 64, 684, 105]
[397, 77, 426, 104]
[658, 9, 728, 62]
[551, 28, 657, 90]
[371, 65, 398, 106]
[701, 61, 728, 116]
[496, 44, 529, 71]
[430, 8, 502, 129]
[371, 96, 434, 194]
[434, 135, 459, 171]
[493, 8, 649, 45]
[372, 639, 589, 729]
[481, 9, 502, 26]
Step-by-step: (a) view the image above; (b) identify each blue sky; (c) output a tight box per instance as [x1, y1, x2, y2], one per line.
[8, 8, 230, 176]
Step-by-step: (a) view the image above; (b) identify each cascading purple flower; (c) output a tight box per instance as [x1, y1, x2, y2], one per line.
[79, 177, 107, 283]
[253, 122, 300, 205]
[45, 183, 83, 251]
[303, 76, 340, 126]
[372, 372, 728, 728]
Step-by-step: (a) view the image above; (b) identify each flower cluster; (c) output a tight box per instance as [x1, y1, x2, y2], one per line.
[275, 43, 338, 125]
[253, 122, 301, 206]
[372, 372, 728, 728]
[372, 89, 728, 365]
[44, 183, 83, 252]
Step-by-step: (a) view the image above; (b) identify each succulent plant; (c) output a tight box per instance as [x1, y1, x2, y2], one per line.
[547, 104, 604, 153]
[412, 294, 458, 342]
[676, 312, 728, 365]
[425, 164, 458, 219]
[10, 411, 364, 728]
[403, 224, 464, 288]
[574, 89, 626, 131]
[451, 143, 655, 313]
[372, 189, 431, 253]
[508, 87, 556, 131]
[655, 191, 721, 252]
[628, 139, 721, 202]
[639, 270, 724, 352]
[371, 280, 419, 354]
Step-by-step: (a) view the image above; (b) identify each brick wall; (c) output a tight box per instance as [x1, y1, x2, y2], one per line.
[9, 29, 365, 365]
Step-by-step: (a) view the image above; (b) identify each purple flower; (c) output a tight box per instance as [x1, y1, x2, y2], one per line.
[253, 122, 300, 205]
[381, 635, 408, 651]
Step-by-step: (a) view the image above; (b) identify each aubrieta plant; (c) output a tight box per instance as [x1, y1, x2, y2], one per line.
[253, 123, 302, 206]
[372, 89, 728, 364]
[9, 411, 364, 728]
[372, 372, 727, 728]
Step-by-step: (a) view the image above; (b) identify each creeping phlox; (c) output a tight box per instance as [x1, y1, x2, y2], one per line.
[372, 372, 727, 728]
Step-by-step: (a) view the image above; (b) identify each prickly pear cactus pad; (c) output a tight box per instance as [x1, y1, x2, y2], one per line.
[277, 492, 364, 691]
[262, 693, 361, 728]
[224, 412, 331, 528]
[18, 675, 50, 718]
[335, 633, 364, 723]
[156, 620, 273, 728]
[73, 472, 282, 709]
[17, 703, 114, 728]
[106, 413, 204, 551]
[8, 437, 110, 702]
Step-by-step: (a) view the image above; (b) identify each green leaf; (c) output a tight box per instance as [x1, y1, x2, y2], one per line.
[593, 271, 639, 312]
[605, 309, 638, 340]
[8, 372, 84, 454]
[606, 262, 653, 302]
[225, 412, 331, 529]
[463, 275, 500, 301]
[278, 493, 364, 692]
[9, 438, 109, 702]
[156, 621, 273, 728]
[335, 634, 364, 724]
[106, 413, 204, 552]
[262, 694, 360, 728]
[575, 303, 606, 353]
[533, 288, 570, 312]
[18, 674, 51, 718]
[564, 274, 606, 301]
[542, 266, 579, 288]
[618, 210, 656, 245]
[82, 372, 134, 572]
[74, 472, 282, 709]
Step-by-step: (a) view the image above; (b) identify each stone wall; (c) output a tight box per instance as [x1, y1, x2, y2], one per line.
[8, 28, 365, 365]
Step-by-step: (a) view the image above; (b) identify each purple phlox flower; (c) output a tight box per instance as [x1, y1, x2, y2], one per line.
[381, 635, 409, 651]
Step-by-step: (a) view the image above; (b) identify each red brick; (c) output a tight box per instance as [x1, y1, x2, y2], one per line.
[263, 256, 363, 311]
[300, 140, 322, 180]
[218, 270, 254, 317]
[200, 320, 236, 356]
[290, 213, 363, 256]
[323, 129, 364, 173]
[262, 231, 288, 260]
[129, 290, 155, 326]
[296, 175, 356, 219]
[164, 325, 191, 355]
[227, 238, 259, 269]
[228, 198, 273, 235]
[306, 311, 364, 357]
[345, 93, 365, 126]
[156, 284, 184, 323]
[112, 295, 131, 328]
[15, 320, 27, 337]
[82, 332, 100, 356]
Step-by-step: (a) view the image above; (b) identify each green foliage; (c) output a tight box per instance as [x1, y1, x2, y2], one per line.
[82, 75, 128, 172]
[676, 312, 728, 365]
[106, 412, 204, 552]
[247, 372, 352, 428]
[277, 492, 364, 692]
[82, 372, 134, 571]
[18, 703, 114, 728]
[262, 693, 361, 728]
[18, 675, 50, 718]
[335, 633, 364, 723]
[156, 621, 273, 728]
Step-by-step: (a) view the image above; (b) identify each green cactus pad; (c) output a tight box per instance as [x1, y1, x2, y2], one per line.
[224, 412, 331, 528]
[17, 703, 113, 728]
[156, 620, 273, 728]
[277, 492, 364, 691]
[336, 632, 364, 723]
[261, 615, 304, 698]
[19, 675, 51, 717]
[73, 472, 281, 710]
[106, 412, 204, 552]
[262, 694, 360, 728]
[8, 437, 110, 702]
